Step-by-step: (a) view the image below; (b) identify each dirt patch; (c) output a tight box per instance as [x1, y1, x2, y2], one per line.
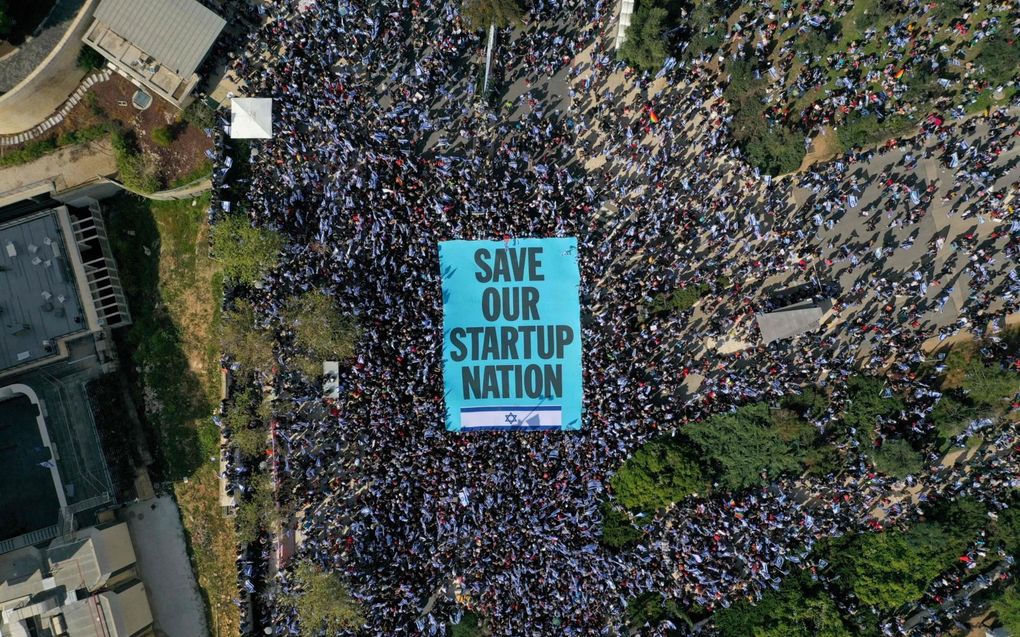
[2, 74, 212, 188]
[798, 126, 840, 171]
[87, 74, 213, 187]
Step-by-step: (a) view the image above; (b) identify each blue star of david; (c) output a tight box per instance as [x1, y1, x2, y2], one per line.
[504, 412, 518, 425]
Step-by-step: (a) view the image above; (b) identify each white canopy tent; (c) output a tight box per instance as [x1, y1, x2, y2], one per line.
[230, 98, 273, 139]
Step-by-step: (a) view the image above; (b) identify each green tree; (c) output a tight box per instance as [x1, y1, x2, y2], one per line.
[182, 100, 216, 130]
[975, 32, 1020, 86]
[624, 592, 689, 635]
[649, 284, 709, 315]
[930, 394, 980, 447]
[600, 503, 643, 549]
[235, 472, 275, 546]
[450, 611, 486, 637]
[151, 126, 174, 148]
[286, 560, 365, 634]
[219, 300, 276, 373]
[831, 520, 967, 612]
[841, 376, 904, 434]
[958, 358, 1018, 410]
[782, 386, 828, 420]
[989, 493, 1020, 555]
[713, 572, 852, 637]
[460, 0, 523, 29]
[724, 60, 805, 175]
[684, 403, 805, 490]
[610, 437, 709, 511]
[992, 584, 1020, 634]
[223, 387, 270, 458]
[77, 45, 106, 72]
[869, 438, 923, 478]
[211, 214, 284, 285]
[685, 1, 732, 59]
[619, 5, 669, 71]
[282, 291, 359, 377]
[836, 113, 915, 151]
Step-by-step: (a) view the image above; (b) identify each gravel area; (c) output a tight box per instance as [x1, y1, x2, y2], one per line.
[0, 0, 86, 94]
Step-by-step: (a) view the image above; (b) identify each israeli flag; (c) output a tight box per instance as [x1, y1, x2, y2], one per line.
[459, 406, 562, 430]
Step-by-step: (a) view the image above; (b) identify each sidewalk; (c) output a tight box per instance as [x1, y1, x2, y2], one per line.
[0, 0, 97, 135]
[120, 496, 211, 637]
[0, 138, 116, 196]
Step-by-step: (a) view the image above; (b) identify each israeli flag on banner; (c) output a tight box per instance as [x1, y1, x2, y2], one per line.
[459, 406, 563, 430]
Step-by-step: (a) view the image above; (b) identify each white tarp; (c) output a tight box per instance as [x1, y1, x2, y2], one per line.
[230, 97, 273, 139]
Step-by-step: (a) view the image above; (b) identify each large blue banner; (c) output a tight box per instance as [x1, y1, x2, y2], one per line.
[439, 238, 582, 431]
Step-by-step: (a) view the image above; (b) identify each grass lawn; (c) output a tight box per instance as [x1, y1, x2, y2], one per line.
[104, 193, 239, 637]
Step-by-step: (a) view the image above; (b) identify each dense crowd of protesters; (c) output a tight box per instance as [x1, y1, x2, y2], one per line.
[204, 0, 1020, 634]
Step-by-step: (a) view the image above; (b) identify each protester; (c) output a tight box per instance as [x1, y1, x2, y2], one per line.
[204, 0, 1020, 634]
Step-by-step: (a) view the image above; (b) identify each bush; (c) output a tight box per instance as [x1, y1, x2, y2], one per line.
[869, 438, 923, 478]
[151, 126, 174, 148]
[0, 137, 58, 167]
[618, 4, 669, 71]
[610, 437, 709, 512]
[182, 99, 216, 130]
[56, 124, 107, 147]
[110, 127, 159, 192]
[211, 214, 284, 285]
[77, 45, 106, 72]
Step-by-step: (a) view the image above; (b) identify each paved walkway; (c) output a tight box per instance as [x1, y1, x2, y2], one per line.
[0, 138, 116, 196]
[0, 69, 112, 146]
[0, 0, 96, 135]
[0, 0, 85, 93]
[121, 497, 210, 637]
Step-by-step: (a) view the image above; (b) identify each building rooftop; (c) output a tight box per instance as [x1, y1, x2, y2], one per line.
[0, 212, 87, 372]
[48, 524, 135, 594]
[0, 523, 154, 637]
[93, 0, 226, 80]
[0, 394, 62, 547]
[756, 300, 828, 345]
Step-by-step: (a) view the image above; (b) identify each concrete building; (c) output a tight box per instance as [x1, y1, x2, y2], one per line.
[82, 0, 226, 108]
[0, 522, 155, 637]
[0, 185, 132, 555]
[0, 188, 130, 379]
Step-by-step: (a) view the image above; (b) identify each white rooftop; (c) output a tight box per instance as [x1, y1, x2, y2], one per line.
[230, 98, 274, 139]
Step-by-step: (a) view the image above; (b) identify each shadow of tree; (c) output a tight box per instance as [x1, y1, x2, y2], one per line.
[103, 193, 213, 482]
